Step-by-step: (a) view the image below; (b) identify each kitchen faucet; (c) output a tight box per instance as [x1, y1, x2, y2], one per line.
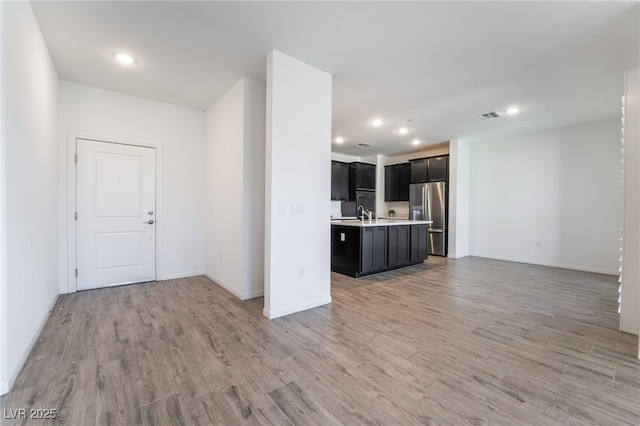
[358, 205, 372, 223]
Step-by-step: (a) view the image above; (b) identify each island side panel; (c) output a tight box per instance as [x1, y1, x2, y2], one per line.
[331, 225, 361, 277]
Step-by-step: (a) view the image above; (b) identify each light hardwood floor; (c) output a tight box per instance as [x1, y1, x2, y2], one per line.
[2, 257, 639, 425]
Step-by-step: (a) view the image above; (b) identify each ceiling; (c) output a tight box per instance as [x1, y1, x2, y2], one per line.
[31, 1, 640, 156]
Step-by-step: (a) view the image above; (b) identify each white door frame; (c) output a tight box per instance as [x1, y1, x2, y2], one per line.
[66, 134, 163, 293]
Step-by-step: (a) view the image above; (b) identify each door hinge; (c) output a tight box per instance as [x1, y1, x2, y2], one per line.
[75, 269, 78, 277]
[74, 211, 78, 221]
[74, 154, 78, 164]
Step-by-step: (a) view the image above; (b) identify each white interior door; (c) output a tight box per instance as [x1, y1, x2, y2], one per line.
[76, 139, 156, 290]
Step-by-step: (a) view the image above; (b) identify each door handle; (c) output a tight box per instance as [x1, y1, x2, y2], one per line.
[144, 220, 154, 225]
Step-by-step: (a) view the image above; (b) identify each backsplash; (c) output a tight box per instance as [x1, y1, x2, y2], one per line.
[330, 200, 342, 218]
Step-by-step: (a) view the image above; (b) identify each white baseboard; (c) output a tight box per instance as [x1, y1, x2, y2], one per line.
[448, 252, 469, 259]
[470, 253, 618, 276]
[204, 273, 243, 299]
[160, 270, 204, 281]
[244, 287, 264, 299]
[203, 273, 263, 300]
[263, 297, 332, 320]
[4, 293, 59, 395]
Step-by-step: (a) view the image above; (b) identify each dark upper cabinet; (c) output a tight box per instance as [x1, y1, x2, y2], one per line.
[410, 158, 428, 183]
[331, 161, 350, 201]
[427, 156, 449, 182]
[410, 155, 449, 183]
[385, 163, 410, 202]
[349, 162, 376, 192]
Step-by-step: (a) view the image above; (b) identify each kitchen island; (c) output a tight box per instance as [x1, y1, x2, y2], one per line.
[331, 219, 432, 277]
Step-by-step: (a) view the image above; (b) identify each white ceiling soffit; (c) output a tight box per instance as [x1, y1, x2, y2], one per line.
[31, 1, 640, 156]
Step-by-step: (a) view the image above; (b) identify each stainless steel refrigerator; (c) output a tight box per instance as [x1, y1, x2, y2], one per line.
[409, 182, 446, 256]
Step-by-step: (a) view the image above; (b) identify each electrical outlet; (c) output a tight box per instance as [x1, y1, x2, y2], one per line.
[219, 253, 224, 262]
[535, 241, 541, 248]
[298, 266, 304, 278]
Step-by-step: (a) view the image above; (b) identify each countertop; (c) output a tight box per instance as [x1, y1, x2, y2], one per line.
[330, 218, 432, 227]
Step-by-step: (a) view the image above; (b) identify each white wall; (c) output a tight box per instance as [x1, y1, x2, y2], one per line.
[448, 139, 470, 259]
[0, 0, 6, 396]
[1, 1, 60, 394]
[264, 50, 332, 319]
[469, 119, 624, 274]
[205, 77, 265, 299]
[242, 78, 267, 298]
[620, 68, 640, 339]
[58, 81, 205, 292]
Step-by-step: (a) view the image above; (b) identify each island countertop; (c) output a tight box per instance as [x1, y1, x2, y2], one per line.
[330, 218, 432, 227]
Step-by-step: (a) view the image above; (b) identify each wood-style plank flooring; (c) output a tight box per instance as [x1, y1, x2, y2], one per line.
[2, 257, 639, 425]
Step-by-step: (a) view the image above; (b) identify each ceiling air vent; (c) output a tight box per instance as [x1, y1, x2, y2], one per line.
[355, 143, 371, 148]
[474, 111, 502, 121]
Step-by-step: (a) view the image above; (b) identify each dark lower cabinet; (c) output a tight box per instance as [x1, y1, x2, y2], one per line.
[410, 224, 429, 262]
[388, 225, 410, 268]
[361, 226, 387, 274]
[331, 224, 429, 278]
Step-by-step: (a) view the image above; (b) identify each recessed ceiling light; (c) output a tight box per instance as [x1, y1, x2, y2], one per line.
[411, 139, 420, 145]
[335, 137, 344, 144]
[398, 127, 408, 135]
[112, 52, 136, 65]
[505, 106, 520, 115]
[371, 118, 382, 127]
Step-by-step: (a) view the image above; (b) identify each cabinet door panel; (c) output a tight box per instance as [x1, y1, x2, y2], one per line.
[427, 156, 449, 182]
[331, 162, 339, 200]
[399, 163, 410, 201]
[410, 159, 428, 183]
[372, 227, 387, 270]
[410, 224, 428, 262]
[361, 227, 387, 273]
[338, 162, 350, 200]
[388, 225, 410, 267]
[385, 166, 399, 202]
[361, 228, 375, 273]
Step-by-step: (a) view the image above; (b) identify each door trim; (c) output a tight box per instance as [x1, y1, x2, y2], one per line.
[66, 133, 163, 293]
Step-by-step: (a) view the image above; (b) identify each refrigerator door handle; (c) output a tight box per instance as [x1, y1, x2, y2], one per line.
[422, 186, 428, 223]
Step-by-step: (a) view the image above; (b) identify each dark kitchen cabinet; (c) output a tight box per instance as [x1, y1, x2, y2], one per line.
[361, 226, 387, 274]
[349, 162, 376, 199]
[427, 156, 449, 182]
[387, 225, 410, 268]
[410, 224, 429, 263]
[410, 155, 449, 183]
[331, 223, 430, 278]
[331, 161, 350, 201]
[385, 163, 410, 201]
[410, 158, 428, 183]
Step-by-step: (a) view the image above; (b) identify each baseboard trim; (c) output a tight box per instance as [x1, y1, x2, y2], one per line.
[160, 271, 204, 281]
[4, 293, 59, 395]
[203, 273, 263, 300]
[448, 252, 469, 259]
[470, 253, 618, 276]
[263, 297, 332, 320]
